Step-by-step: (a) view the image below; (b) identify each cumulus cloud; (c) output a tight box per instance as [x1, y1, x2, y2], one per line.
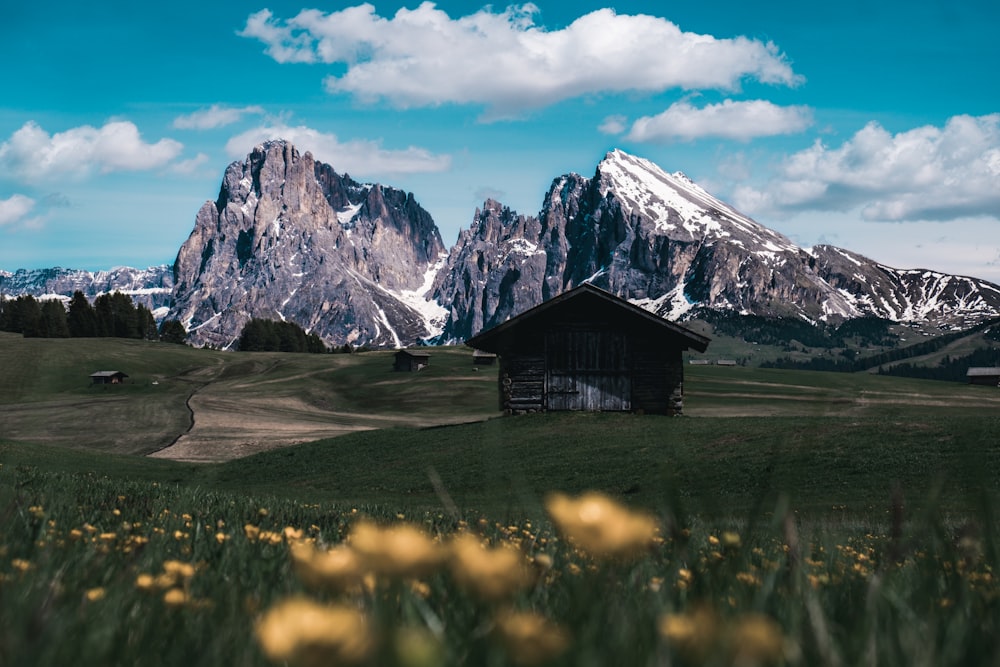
[0, 121, 183, 183]
[0, 194, 36, 227]
[173, 105, 266, 130]
[240, 4, 802, 117]
[625, 99, 813, 142]
[732, 114, 1000, 221]
[225, 124, 451, 175]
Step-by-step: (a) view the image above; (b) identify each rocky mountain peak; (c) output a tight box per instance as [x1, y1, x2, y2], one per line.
[168, 140, 446, 349]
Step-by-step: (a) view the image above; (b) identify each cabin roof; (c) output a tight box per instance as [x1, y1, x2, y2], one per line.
[395, 349, 430, 359]
[967, 367, 1000, 377]
[465, 283, 710, 353]
[90, 370, 128, 377]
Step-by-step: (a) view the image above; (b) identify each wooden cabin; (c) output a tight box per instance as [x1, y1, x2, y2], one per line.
[90, 371, 129, 385]
[393, 349, 430, 372]
[966, 367, 1000, 386]
[465, 283, 710, 415]
[472, 350, 497, 366]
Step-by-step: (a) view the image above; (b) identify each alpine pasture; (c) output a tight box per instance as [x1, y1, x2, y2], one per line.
[2, 332, 999, 666]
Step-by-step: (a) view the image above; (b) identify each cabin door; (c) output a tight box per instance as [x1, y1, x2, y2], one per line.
[545, 330, 630, 411]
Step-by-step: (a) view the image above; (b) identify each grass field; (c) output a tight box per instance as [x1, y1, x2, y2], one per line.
[2, 334, 999, 665]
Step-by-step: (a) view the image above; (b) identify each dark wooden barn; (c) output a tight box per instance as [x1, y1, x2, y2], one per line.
[393, 349, 430, 372]
[465, 283, 710, 415]
[90, 370, 129, 385]
[966, 367, 1000, 386]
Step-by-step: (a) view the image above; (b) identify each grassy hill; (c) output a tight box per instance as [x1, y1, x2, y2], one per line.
[3, 334, 1000, 666]
[2, 332, 999, 517]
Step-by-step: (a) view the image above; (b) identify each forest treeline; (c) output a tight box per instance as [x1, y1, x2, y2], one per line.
[760, 318, 1000, 381]
[236, 318, 329, 353]
[0, 292, 187, 343]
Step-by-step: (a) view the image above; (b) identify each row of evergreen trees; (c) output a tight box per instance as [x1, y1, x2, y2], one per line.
[237, 318, 328, 353]
[0, 291, 187, 343]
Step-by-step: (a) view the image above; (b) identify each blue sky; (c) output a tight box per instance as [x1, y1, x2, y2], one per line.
[2, 1, 999, 282]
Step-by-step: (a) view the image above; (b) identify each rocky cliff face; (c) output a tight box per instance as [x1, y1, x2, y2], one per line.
[433, 149, 1000, 340]
[167, 140, 447, 348]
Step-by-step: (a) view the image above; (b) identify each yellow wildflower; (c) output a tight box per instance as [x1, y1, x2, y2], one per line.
[215, 532, 229, 544]
[244, 524, 261, 541]
[493, 610, 570, 666]
[393, 627, 444, 667]
[163, 588, 189, 607]
[11, 559, 33, 573]
[729, 613, 786, 665]
[348, 520, 444, 579]
[85, 587, 106, 602]
[162, 560, 197, 581]
[255, 597, 375, 667]
[449, 533, 535, 601]
[659, 606, 718, 662]
[545, 491, 658, 561]
[289, 541, 364, 592]
[135, 573, 156, 592]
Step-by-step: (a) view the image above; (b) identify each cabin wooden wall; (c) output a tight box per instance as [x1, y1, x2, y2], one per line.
[497, 329, 687, 416]
[499, 352, 545, 413]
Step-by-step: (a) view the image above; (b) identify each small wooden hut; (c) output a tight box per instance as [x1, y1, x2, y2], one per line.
[967, 367, 1000, 386]
[90, 371, 129, 385]
[465, 283, 710, 415]
[393, 349, 430, 372]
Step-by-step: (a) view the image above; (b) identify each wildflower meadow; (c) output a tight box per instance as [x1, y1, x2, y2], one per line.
[2, 460, 997, 667]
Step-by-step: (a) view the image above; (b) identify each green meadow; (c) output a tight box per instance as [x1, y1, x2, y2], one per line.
[2, 332, 999, 666]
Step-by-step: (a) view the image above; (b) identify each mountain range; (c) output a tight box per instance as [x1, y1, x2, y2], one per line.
[4, 140, 1000, 348]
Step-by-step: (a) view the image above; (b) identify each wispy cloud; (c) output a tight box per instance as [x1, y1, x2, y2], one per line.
[598, 115, 628, 135]
[173, 105, 266, 130]
[733, 114, 1000, 222]
[240, 4, 802, 118]
[623, 99, 813, 142]
[0, 121, 183, 183]
[0, 194, 36, 227]
[170, 153, 212, 175]
[225, 124, 451, 175]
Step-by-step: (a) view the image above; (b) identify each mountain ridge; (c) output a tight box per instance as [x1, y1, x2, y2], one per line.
[4, 141, 1000, 347]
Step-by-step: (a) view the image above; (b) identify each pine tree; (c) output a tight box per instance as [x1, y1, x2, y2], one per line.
[16, 296, 43, 337]
[67, 291, 99, 337]
[136, 304, 158, 340]
[158, 319, 187, 344]
[40, 300, 70, 338]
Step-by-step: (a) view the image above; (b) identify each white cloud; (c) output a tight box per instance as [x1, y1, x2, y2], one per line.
[599, 115, 628, 135]
[171, 153, 212, 175]
[733, 114, 1000, 222]
[625, 99, 813, 142]
[173, 105, 266, 130]
[0, 121, 183, 183]
[0, 194, 36, 227]
[240, 4, 802, 117]
[225, 124, 451, 175]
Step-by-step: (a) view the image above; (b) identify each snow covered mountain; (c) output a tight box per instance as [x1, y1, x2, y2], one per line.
[7, 145, 1000, 347]
[432, 149, 1000, 340]
[0, 265, 173, 314]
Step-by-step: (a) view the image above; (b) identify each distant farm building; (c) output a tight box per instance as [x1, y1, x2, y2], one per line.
[967, 367, 1000, 386]
[472, 350, 497, 366]
[466, 283, 710, 415]
[90, 371, 129, 385]
[393, 350, 430, 372]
